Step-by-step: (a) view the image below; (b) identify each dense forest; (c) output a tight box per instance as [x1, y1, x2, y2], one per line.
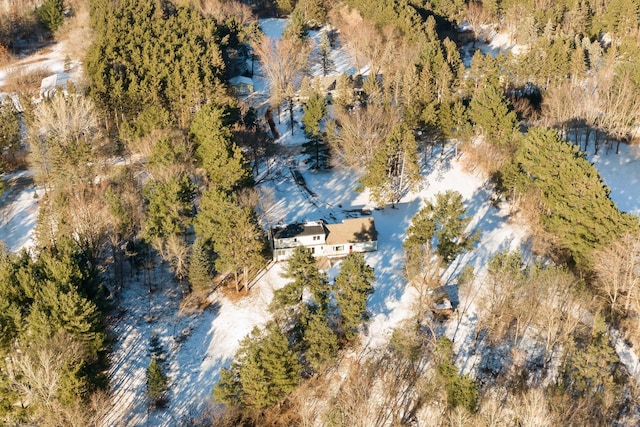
[1, 0, 640, 425]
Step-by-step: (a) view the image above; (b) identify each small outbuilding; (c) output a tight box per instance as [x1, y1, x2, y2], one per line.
[229, 76, 254, 96]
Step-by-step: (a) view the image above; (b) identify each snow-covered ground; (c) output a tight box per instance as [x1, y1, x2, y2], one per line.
[589, 142, 640, 217]
[0, 41, 83, 92]
[2, 18, 640, 426]
[0, 170, 42, 252]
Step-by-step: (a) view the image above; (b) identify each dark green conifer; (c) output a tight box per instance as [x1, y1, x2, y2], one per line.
[146, 358, 168, 408]
[301, 310, 339, 372]
[274, 246, 329, 316]
[194, 189, 265, 292]
[301, 91, 329, 169]
[469, 82, 519, 149]
[188, 238, 213, 294]
[334, 252, 375, 342]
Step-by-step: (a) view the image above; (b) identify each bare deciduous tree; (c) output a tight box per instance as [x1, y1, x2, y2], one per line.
[593, 233, 640, 315]
[5, 333, 92, 427]
[327, 104, 399, 169]
[28, 91, 100, 189]
[198, 0, 254, 23]
[252, 35, 310, 122]
[165, 233, 190, 282]
[507, 388, 554, 427]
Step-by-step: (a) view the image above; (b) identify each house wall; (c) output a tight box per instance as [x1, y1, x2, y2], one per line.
[325, 241, 377, 257]
[273, 234, 325, 250]
[273, 244, 326, 261]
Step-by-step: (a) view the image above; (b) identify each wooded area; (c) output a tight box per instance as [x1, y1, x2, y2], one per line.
[1, 0, 640, 425]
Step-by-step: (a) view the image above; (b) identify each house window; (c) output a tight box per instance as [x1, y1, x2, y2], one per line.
[334, 245, 344, 252]
[311, 247, 315, 254]
[313, 235, 320, 241]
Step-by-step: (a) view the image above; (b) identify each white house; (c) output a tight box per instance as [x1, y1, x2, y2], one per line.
[271, 217, 378, 262]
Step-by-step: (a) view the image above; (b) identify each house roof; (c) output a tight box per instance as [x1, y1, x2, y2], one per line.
[272, 221, 326, 239]
[325, 217, 377, 245]
[229, 76, 254, 86]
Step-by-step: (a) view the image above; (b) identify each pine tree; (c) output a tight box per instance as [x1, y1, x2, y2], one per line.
[148, 333, 165, 364]
[301, 91, 328, 169]
[301, 310, 339, 372]
[273, 246, 329, 317]
[146, 358, 168, 408]
[498, 127, 640, 270]
[468, 82, 519, 150]
[439, 99, 471, 145]
[194, 189, 265, 292]
[36, 0, 64, 32]
[334, 253, 375, 343]
[431, 191, 478, 264]
[141, 173, 195, 245]
[0, 102, 20, 182]
[216, 324, 302, 408]
[283, 9, 308, 41]
[404, 190, 477, 267]
[561, 314, 619, 405]
[360, 123, 420, 207]
[318, 30, 334, 76]
[188, 238, 213, 294]
[146, 333, 168, 407]
[190, 104, 250, 191]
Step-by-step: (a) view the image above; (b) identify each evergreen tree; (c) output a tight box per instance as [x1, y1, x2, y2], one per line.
[190, 103, 250, 191]
[469, 83, 519, 150]
[36, 0, 64, 32]
[431, 191, 479, 264]
[360, 123, 420, 207]
[215, 324, 302, 408]
[498, 127, 640, 270]
[86, 0, 228, 128]
[301, 91, 328, 169]
[438, 98, 472, 154]
[435, 337, 478, 411]
[146, 358, 168, 408]
[0, 241, 107, 424]
[194, 189, 265, 292]
[146, 333, 168, 407]
[334, 252, 375, 342]
[147, 135, 191, 171]
[404, 190, 477, 267]
[318, 30, 334, 76]
[148, 333, 165, 364]
[273, 246, 329, 317]
[560, 314, 620, 411]
[301, 310, 339, 372]
[188, 237, 213, 294]
[0, 102, 20, 186]
[283, 9, 308, 41]
[296, 0, 328, 26]
[141, 173, 195, 245]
